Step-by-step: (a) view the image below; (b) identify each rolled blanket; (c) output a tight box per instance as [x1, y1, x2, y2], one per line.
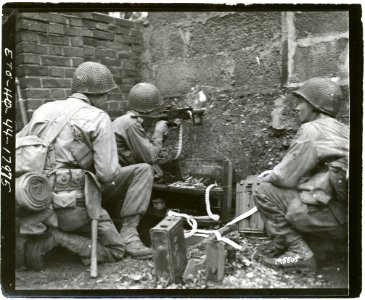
[16, 172, 53, 211]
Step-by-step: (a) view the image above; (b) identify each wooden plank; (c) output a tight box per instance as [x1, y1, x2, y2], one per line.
[221, 160, 233, 221]
[153, 183, 223, 194]
[235, 176, 265, 233]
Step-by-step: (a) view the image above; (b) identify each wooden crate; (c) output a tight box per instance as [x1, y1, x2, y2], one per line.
[235, 175, 265, 233]
[152, 159, 234, 222]
[182, 158, 234, 221]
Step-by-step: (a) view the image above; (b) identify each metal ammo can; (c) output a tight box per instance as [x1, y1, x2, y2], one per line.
[150, 216, 187, 283]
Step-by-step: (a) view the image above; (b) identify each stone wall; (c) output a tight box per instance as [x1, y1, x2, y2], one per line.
[141, 11, 349, 180]
[142, 12, 283, 96]
[285, 11, 349, 86]
[15, 12, 143, 130]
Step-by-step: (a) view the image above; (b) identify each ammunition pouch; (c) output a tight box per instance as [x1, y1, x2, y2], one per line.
[52, 169, 90, 232]
[53, 169, 85, 192]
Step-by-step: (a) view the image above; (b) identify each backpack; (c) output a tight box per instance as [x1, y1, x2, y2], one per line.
[15, 117, 70, 213]
[16, 123, 68, 177]
[16, 104, 84, 177]
[16, 135, 49, 176]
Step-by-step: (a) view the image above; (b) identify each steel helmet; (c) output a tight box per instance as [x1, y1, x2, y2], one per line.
[128, 82, 164, 113]
[292, 77, 343, 117]
[71, 62, 117, 94]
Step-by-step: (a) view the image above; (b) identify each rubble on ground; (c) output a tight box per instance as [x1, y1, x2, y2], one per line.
[15, 232, 348, 291]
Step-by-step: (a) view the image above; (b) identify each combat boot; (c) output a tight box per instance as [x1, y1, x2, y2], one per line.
[49, 227, 125, 265]
[119, 215, 152, 260]
[261, 236, 317, 273]
[24, 230, 59, 271]
[256, 235, 287, 259]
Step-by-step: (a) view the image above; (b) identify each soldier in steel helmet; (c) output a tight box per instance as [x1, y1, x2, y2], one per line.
[16, 62, 154, 270]
[112, 82, 169, 168]
[100, 83, 169, 259]
[253, 77, 349, 272]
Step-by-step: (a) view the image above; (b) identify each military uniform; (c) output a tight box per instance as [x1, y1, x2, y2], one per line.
[17, 93, 126, 265]
[253, 78, 348, 271]
[254, 115, 348, 238]
[112, 111, 166, 166]
[101, 82, 168, 259]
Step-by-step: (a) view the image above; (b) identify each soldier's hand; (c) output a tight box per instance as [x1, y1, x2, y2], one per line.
[154, 120, 169, 135]
[258, 170, 272, 181]
[258, 170, 272, 177]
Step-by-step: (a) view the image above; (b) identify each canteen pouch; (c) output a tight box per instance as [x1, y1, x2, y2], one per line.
[53, 190, 90, 232]
[53, 169, 89, 231]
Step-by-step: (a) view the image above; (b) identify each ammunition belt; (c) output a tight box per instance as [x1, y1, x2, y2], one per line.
[52, 168, 85, 192]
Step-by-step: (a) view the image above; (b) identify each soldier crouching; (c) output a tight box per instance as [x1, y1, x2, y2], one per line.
[16, 62, 154, 271]
[253, 78, 348, 273]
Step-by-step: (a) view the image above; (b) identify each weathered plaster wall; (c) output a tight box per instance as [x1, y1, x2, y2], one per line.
[142, 11, 349, 180]
[142, 12, 283, 96]
[284, 11, 349, 86]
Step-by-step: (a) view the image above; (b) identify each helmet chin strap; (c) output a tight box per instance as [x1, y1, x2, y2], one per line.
[86, 94, 107, 108]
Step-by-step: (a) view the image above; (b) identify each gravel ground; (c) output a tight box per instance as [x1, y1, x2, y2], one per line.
[15, 232, 348, 296]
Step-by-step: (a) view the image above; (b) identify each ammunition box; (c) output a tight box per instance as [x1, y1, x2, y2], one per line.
[159, 160, 185, 183]
[151, 159, 234, 222]
[150, 216, 187, 283]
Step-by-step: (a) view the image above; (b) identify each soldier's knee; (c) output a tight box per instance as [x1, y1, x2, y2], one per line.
[256, 182, 274, 194]
[129, 163, 153, 180]
[135, 163, 153, 176]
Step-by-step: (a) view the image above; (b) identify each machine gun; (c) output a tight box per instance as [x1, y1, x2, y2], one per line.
[140, 107, 206, 129]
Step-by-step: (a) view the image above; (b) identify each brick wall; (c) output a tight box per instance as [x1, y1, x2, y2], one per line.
[15, 12, 143, 130]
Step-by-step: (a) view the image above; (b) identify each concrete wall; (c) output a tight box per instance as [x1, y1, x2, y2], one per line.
[15, 12, 143, 130]
[142, 12, 283, 96]
[143, 11, 349, 93]
[284, 11, 349, 86]
[142, 11, 349, 180]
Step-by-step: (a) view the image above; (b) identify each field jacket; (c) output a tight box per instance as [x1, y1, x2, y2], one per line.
[112, 111, 165, 166]
[16, 93, 120, 233]
[263, 114, 349, 220]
